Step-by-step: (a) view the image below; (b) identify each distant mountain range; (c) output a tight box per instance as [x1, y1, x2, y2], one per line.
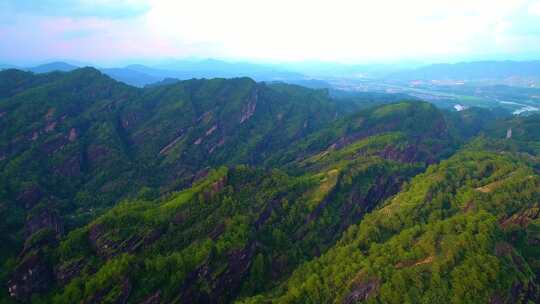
[99, 66, 161, 87]
[389, 60, 540, 82]
[0, 64, 19, 70]
[28, 61, 79, 73]
[2, 59, 540, 88]
[0, 59, 307, 87]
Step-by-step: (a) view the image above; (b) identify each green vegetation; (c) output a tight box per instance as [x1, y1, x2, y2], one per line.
[1, 68, 540, 303]
[244, 147, 540, 303]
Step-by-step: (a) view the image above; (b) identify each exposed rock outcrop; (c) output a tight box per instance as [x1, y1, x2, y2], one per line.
[377, 144, 437, 164]
[25, 208, 64, 237]
[179, 243, 256, 303]
[206, 125, 218, 136]
[55, 258, 85, 286]
[192, 168, 210, 184]
[208, 138, 225, 154]
[240, 89, 258, 124]
[44, 121, 57, 133]
[7, 253, 53, 302]
[139, 291, 162, 304]
[500, 207, 540, 229]
[68, 128, 78, 142]
[88, 223, 164, 258]
[203, 175, 228, 201]
[342, 277, 380, 304]
[159, 132, 184, 155]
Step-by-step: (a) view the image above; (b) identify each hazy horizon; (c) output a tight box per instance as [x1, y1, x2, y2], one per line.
[4, 57, 540, 71]
[2, 0, 540, 66]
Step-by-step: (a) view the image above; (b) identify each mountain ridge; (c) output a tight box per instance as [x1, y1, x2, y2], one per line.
[1, 66, 540, 303]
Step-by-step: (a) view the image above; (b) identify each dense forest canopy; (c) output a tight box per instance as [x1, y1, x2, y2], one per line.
[1, 68, 539, 303]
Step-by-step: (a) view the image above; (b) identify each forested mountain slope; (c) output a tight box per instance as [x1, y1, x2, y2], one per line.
[244, 140, 540, 303]
[1, 68, 539, 303]
[0, 68, 347, 302]
[0, 68, 342, 255]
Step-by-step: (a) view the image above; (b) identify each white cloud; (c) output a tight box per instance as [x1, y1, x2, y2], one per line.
[1, 0, 539, 63]
[529, 1, 540, 15]
[140, 0, 535, 62]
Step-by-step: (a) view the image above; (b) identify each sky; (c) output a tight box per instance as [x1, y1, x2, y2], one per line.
[1, 0, 540, 66]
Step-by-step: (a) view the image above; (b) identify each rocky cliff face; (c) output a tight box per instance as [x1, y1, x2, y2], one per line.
[8, 250, 54, 301]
